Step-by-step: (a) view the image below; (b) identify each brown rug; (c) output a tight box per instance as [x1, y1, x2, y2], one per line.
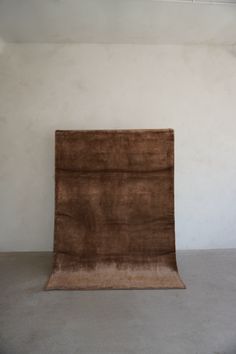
[46, 129, 185, 290]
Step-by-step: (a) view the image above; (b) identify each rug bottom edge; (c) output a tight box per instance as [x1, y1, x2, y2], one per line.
[45, 267, 185, 290]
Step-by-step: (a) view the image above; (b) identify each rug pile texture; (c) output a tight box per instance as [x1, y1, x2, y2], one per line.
[46, 129, 185, 289]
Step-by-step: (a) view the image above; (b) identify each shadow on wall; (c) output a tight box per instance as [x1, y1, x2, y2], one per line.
[227, 45, 236, 58]
[214, 346, 236, 354]
[0, 37, 5, 54]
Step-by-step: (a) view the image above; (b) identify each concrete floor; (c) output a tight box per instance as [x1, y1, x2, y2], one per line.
[0, 251, 236, 354]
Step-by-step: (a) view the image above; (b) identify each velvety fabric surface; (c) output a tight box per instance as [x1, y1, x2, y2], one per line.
[46, 129, 185, 290]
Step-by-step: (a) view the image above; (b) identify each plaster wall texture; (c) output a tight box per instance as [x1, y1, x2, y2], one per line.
[0, 44, 236, 251]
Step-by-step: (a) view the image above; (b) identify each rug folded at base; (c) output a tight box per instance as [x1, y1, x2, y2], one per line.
[46, 129, 185, 290]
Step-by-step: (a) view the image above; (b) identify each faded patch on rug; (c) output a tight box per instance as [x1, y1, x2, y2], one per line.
[46, 129, 185, 290]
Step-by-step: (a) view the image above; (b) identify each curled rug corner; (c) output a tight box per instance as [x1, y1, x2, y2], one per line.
[46, 129, 185, 290]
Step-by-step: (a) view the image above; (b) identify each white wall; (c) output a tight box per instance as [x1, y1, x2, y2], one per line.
[0, 43, 236, 251]
[1, 0, 236, 44]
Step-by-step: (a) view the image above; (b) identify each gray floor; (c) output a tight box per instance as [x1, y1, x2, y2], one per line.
[0, 251, 236, 354]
